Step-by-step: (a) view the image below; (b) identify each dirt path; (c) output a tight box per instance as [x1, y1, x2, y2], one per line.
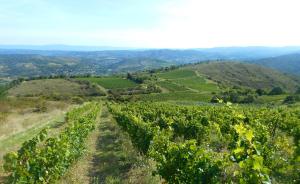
[60, 106, 161, 184]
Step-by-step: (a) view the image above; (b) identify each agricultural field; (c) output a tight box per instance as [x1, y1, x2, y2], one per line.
[7, 79, 104, 98]
[157, 69, 196, 79]
[157, 81, 188, 92]
[2, 0, 300, 182]
[77, 77, 138, 89]
[137, 91, 212, 102]
[155, 69, 219, 93]
[0, 62, 300, 183]
[109, 102, 300, 183]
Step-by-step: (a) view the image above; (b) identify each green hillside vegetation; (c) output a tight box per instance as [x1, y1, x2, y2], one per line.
[77, 76, 138, 89]
[186, 62, 299, 92]
[7, 79, 105, 98]
[137, 92, 212, 102]
[156, 69, 219, 93]
[157, 81, 188, 92]
[1, 61, 300, 183]
[157, 69, 196, 79]
[252, 53, 300, 75]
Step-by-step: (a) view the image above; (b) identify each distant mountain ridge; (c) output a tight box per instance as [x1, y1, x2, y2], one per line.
[187, 62, 300, 91]
[1, 46, 300, 60]
[1, 46, 300, 78]
[250, 53, 300, 75]
[0, 44, 138, 51]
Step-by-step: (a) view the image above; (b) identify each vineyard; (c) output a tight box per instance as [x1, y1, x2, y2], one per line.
[109, 102, 300, 183]
[3, 102, 101, 183]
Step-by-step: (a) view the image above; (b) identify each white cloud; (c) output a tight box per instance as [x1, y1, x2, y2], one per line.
[142, 0, 300, 48]
[1, 0, 299, 47]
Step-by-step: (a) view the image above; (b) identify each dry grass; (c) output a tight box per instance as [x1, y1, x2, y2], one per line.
[7, 79, 97, 97]
[0, 99, 73, 183]
[0, 98, 70, 157]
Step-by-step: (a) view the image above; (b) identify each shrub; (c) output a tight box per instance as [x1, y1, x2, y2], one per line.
[269, 87, 284, 95]
[256, 89, 266, 96]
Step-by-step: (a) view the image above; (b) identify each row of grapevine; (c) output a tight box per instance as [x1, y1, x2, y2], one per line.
[3, 102, 101, 183]
[109, 102, 300, 183]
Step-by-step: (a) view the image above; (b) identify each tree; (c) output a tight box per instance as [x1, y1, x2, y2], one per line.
[296, 87, 300, 94]
[256, 89, 266, 96]
[283, 95, 296, 104]
[269, 87, 284, 95]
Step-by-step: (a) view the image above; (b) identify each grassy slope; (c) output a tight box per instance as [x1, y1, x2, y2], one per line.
[187, 62, 299, 91]
[77, 77, 138, 89]
[136, 69, 219, 102]
[156, 69, 219, 93]
[252, 53, 300, 76]
[7, 79, 98, 97]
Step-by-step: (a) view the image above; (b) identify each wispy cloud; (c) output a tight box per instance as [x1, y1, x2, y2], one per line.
[0, 0, 299, 47]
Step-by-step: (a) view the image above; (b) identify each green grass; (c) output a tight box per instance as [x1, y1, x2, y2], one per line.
[188, 62, 299, 92]
[157, 81, 188, 92]
[172, 76, 219, 92]
[156, 69, 219, 93]
[157, 69, 196, 79]
[77, 77, 138, 89]
[256, 94, 288, 104]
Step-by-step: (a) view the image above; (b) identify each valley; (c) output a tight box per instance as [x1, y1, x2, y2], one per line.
[0, 52, 299, 183]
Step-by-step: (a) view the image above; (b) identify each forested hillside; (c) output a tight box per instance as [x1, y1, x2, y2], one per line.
[251, 53, 300, 75]
[187, 62, 299, 91]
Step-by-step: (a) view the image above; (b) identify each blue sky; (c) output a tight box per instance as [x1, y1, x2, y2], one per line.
[1, 0, 300, 48]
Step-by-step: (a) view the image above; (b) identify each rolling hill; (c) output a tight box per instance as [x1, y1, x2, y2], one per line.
[184, 62, 300, 91]
[251, 53, 300, 75]
[1, 46, 300, 78]
[0, 54, 169, 78]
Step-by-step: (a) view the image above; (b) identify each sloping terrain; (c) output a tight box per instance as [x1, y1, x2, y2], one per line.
[0, 54, 170, 78]
[7, 79, 104, 97]
[251, 53, 300, 75]
[1, 47, 300, 78]
[187, 62, 299, 91]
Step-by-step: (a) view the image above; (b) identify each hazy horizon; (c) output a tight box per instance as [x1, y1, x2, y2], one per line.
[1, 0, 300, 48]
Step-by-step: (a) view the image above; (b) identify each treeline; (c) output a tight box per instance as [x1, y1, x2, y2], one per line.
[211, 86, 300, 104]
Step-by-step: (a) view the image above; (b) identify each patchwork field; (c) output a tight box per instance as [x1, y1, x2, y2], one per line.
[155, 69, 219, 94]
[77, 77, 138, 89]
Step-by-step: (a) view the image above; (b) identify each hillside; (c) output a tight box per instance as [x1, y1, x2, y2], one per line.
[0, 54, 170, 78]
[7, 79, 105, 98]
[1, 47, 300, 78]
[185, 62, 299, 91]
[1, 62, 300, 183]
[251, 53, 300, 75]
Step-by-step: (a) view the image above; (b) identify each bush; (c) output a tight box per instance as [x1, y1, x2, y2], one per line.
[296, 87, 300, 94]
[210, 96, 220, 103]
[269, 87, 284, 95]
[283, 95, 300, 104]
[241, 95, 256, 103]
[256, 89, 266, 96]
